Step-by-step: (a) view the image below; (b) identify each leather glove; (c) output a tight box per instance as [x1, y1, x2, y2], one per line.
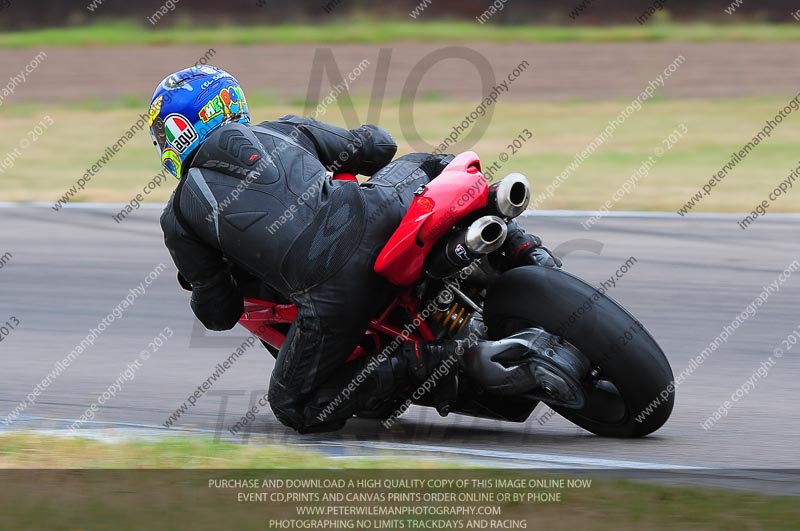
[524, 246, 562, 268]
[503, 220, 562, 269]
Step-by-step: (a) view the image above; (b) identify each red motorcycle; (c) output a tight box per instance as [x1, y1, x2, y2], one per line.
[237, 152, 674, 437]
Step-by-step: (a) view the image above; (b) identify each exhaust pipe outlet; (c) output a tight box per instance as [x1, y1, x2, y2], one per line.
[427, 216, 507, 278]
[465, 215, 508, 254]
[489, 173, 531, 219]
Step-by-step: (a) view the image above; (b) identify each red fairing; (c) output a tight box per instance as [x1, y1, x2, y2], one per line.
[374, 151, 488, 286]
[333, 173, 358, 183]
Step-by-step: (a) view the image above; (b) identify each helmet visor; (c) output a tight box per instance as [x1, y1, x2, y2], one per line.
[150, 116, 167, 155]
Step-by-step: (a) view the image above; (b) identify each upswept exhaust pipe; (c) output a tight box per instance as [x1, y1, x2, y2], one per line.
[489, 173, 531, 219]
[427, 215, 507, 278]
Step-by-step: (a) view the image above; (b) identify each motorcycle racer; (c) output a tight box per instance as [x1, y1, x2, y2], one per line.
[151, 65, 556, 433]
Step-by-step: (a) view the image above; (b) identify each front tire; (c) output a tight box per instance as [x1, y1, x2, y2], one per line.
[484, 266, 674, 438]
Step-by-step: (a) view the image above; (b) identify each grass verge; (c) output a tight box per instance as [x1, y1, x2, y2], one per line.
[2, 21, 800, 47]
[2, 97, 799, 213]
[0, 432, 335, 468]
[0, 433, 798, 530]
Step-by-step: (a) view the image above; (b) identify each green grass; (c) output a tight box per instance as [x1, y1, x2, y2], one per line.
[3, 96, 799, 213]
[3, 21, 800, 47]
[0, 432, 333, 468]
[0, 434, 798, 530]
[1, 432, 423, 468]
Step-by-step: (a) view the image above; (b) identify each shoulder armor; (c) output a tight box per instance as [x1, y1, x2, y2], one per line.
[191, 122, 273, 181]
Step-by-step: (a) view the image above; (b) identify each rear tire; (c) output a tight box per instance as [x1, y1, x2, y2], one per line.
[484, 266, 674, 438]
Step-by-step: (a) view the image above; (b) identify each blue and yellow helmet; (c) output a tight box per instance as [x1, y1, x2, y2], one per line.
[148, 65, 250, 178]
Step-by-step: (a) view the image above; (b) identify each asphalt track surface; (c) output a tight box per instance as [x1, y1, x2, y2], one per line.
[1, 205, 799, 485]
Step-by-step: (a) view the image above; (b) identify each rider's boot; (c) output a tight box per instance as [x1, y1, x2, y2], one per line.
[358, 341, 464, 418]
[398, 341, 464, 417]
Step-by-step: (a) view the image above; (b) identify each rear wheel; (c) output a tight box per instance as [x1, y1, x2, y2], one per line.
[484, 266, 674, 438]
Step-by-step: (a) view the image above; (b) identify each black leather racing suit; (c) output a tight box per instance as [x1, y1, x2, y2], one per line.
[160, 115, 452, 433]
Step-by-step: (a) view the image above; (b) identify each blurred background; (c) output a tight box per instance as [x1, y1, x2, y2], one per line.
[1, 0, 799, 212]
[5, 0, 800, 26]
[2, 4, 800, 525]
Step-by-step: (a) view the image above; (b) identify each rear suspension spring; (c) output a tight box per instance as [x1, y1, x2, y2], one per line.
[435, 302, 472, 335]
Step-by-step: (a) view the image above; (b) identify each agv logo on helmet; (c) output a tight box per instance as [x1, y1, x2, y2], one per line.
[163, 114, 198, 154]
